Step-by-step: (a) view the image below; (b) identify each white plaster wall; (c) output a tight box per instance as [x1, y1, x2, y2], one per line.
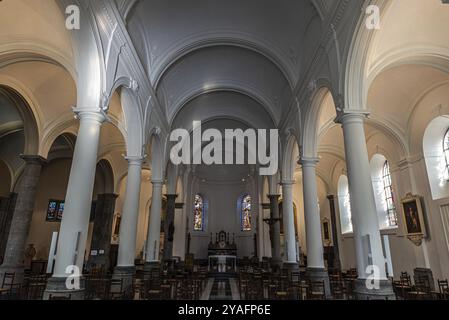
[188, 180, 255, 260]
[26, 159, 102, 261]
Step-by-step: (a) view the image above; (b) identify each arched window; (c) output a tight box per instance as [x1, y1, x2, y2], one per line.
[382, 161, 398, 227]
[371, 155, 398, 229]
[241, 195, 252, 231]
[193, 194, 204, 231]
[236, 194, 252, 232]
[423, 117, 449, 200]
[338, 175, 353, 234]
[343, 192, 352, 231]
[443, 129, 449, 177]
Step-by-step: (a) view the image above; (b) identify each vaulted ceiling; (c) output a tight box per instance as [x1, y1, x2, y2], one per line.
[0, 88, 23, 138]
[0, 87, 25, 174]
[126, 0, 326, 129]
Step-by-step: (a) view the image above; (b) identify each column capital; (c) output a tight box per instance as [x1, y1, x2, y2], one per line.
[164, 194, 178, 199]
[327, 194, 335, 200]
[20, 155, 48, 166]
[335, 110, 369, 125]
[125, 155, 145, 166]
[299, 157, 320, 167]
[151, 180, 164, 187]
[281, 180, 296, 186]
[267, 194, 281, 199]
[73, 107, 107, 124]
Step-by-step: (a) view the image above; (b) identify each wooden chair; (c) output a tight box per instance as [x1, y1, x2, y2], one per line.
[27, 283, 46, 300]
[84, 277, 97, 300]
[307, 281, 326, 300]
[290, 271, 301, 284]
[19, 274, 47, 300]
[407, 277, 432, 300]
[239, 277, 251, 300]
[297, 281, 309, 300]
[394, 273, 412, 300]
[438, 279, 449, 300]
[267, 283, 278, 300]
[160, 284, 172, 300]
[0, 273, 16, 299]
[0, 283, 22, 300]
[131, 276, 145, 300]
[330, 277, 344, 300]
[49, 294, 72, 300]
[275, 291, 288, 300]
[92, 278, 111, 300]
[343, 278, 356, 300]
[109, 278, 124, 300]
[1, 272, 15, 290]
[347, 268, 358, 278]
[144, 277, 162, 300]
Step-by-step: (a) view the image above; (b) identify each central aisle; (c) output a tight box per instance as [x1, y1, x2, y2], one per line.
[200, 278, 240, 300]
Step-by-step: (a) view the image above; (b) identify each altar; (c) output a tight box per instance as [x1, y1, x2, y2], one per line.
[208, 255, 237, 273]
[207, 231, 237, 273]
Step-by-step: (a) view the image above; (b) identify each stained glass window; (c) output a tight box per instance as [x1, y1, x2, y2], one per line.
[194, 194, 204, 231]
[444, 129, 449, 177]
[46, 200, 65, 222]
[46, 200, 58, 221]
[241, 195, 252, 231]
[382, 161, 398, 227]
[344, 192, 352, 231]
[339, 175, 353, 234]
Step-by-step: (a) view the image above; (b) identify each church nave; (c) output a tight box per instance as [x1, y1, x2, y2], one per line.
[0, 0, 449, 306]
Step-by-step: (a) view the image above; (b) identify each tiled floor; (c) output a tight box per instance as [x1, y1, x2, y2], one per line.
[209, 279, 232, 300]
[201, 278, 240, 300]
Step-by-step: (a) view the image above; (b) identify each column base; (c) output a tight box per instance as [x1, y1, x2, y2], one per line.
[270, 258, 282, 272]
[113, 265, 136, 276]
[354, 279, 396, 300]
[113, 266, 136, 299]
[282, 262, 299, 272]
[0, 264, 26, 285]
[44, 276, 85, 300]
[306, 267, 331, 299]
[144, 261, 161, 273]
[112, 266, 136, 300]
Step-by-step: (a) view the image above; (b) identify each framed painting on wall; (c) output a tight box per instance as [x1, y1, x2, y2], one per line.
[322, 218, 331, 247]
[112, 214, 121, 242]
[401, 193, 427, 246]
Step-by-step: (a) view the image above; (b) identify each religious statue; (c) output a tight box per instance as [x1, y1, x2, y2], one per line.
[24, 244, 36, 270]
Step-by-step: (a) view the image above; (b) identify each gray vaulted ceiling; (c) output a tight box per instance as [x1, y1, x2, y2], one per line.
[126, 0, 324, 129]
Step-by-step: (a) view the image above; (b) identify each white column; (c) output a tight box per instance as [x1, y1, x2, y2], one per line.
[339, 113, 387, 280]
[116, 157, 143, 267]
[281, 181, 297, 264]
[52, 109, 105, 277]
[300, 158, 325, 269]
[145, 181, 164, 262]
